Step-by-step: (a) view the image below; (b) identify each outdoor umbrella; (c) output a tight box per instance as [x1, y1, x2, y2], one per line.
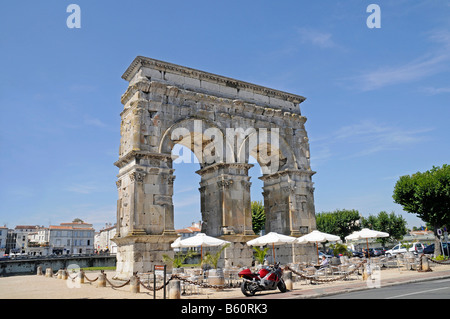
[345, 228, 389, 259]
[170, 237, 182, 249]
[174, 233, 231, 259]
[296, 230, 341, 264]
[246, 232, 296, 263]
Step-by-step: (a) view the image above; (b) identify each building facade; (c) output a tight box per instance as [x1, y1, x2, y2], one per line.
[95, 224, 117, 254]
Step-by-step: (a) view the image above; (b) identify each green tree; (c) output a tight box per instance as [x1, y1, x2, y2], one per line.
[361, 211, 407, 246]
[393, 164, 450, 255]
[251, 201, 265, 235]
[316, 209, 361, 240]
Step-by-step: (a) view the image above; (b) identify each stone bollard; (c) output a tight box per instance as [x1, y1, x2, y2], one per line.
[284, 271, 293, 291]
[362, 264, 371, 281]
[57, 269, 63, 279]
[97, 271, 106, 288]
[169, 279, 181, 299]
[130, 275, 140, 293]
[421, 255, 430, 272]
[37, 266, 43, 276]
[45, 268, 54, 278]
[77, 271, 85, 284]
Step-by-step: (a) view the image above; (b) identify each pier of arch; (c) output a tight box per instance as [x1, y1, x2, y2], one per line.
[112, 56, 317, 279]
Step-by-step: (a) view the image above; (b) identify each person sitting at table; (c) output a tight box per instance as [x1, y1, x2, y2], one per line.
[319, 255, 329, 269]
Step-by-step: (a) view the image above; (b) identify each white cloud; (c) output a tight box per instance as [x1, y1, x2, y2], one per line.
[65, 183, 101, 194]
[421, 86, 450, 95]
[312, 120, 434, 161]
[297, 27, 336, 49]
[84, 115, 107, 128]
[346, 29, 450, 91]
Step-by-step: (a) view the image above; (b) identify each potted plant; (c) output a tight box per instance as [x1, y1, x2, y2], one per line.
[253, 246, 270, 267]
[202, 244, 230, 286]
[163, 249, 196, 274]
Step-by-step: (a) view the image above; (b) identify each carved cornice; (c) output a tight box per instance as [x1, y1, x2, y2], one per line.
[120, 78, 308, 125]
[114, 150, 173, 169]
[195, 162, 254, 176]
[258, 169, 316, 181]
[122, 56, 306, 105]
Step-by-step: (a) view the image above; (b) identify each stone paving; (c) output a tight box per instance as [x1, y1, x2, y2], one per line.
[1, 263, 450, 299]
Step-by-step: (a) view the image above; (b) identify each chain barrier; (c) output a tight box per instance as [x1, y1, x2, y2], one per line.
[170, 274, 241, 289]
[82, 270, 99, 282]
[138, 275, 174, 291]
[285, 260, 367, 283]
[425, 255, 450, 265]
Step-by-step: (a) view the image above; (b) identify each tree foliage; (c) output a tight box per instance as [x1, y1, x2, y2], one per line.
[393, 164, 450, 255]
[251, 201, 265, 235]
[316, 209, 361, 240]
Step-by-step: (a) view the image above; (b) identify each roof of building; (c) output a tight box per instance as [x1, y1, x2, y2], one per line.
[176, 225, 201, 234]
[14, 225, 38, 230]
[49, 225, 94, 230]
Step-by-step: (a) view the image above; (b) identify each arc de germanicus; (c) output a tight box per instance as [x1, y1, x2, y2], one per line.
[112, 56, 317, 279]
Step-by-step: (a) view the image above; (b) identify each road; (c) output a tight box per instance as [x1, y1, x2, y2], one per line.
[320, 278, 450, 299]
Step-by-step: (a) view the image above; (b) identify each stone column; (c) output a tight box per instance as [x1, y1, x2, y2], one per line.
[196, 162, 256, 268]
[113, 152, 178, 280]
[260, 169, 316, 264]
[261, 169, 316, 236]
[196, 163, 254, 237]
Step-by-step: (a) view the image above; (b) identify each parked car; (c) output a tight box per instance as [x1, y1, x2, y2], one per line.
[319, 251, 333, 259]
[385, 242, 424, 257]
[372, 248, 384, 256]
[349, 250, 364, 258]
[423, 243, 450, 256]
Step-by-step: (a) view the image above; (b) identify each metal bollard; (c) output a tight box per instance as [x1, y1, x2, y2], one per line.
[45, 268, 54, 278]
[130, 275, 140, 293]
[284, 271, 293, 290]
[37, 266, 43, 276]
[169, 279, 181, 299]
[97, 271, 106, 287]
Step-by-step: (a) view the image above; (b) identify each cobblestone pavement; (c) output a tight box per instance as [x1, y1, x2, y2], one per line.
[1, 264, 449, 299]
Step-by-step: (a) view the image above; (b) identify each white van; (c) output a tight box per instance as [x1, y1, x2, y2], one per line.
[385, 242, 424, 257]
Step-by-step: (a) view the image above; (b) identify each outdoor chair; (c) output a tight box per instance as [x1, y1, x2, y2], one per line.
[316, 265, 332, 279]
[340, 256, 350, 265]
[369, 257, 382, 269]
[380, 255, 395, 268]
[304, 267, 319, 284]
[335, 264, 350, 279]
[396, 255, 407, 271]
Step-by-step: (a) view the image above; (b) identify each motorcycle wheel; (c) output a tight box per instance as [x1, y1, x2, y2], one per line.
[241, 281, 256, 297]
[277, 279, 287, 293]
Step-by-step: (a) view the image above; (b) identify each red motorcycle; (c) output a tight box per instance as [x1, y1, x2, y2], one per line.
[238, 262, 287, 296]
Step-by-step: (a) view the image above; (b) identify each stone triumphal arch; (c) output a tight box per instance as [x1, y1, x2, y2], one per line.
[113, 56, 317, 278]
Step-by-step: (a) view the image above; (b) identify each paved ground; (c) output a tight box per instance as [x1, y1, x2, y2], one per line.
[1, 263, 450, 299]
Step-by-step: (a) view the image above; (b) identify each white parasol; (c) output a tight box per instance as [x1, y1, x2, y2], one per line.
[296, 230, 341, 263]
[345, 228, 389, 258]
[174, 233, 230, 259]
[246, 232, 296, 263]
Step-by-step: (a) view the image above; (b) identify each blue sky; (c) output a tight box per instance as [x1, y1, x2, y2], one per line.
[0, 1, 449, 232]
